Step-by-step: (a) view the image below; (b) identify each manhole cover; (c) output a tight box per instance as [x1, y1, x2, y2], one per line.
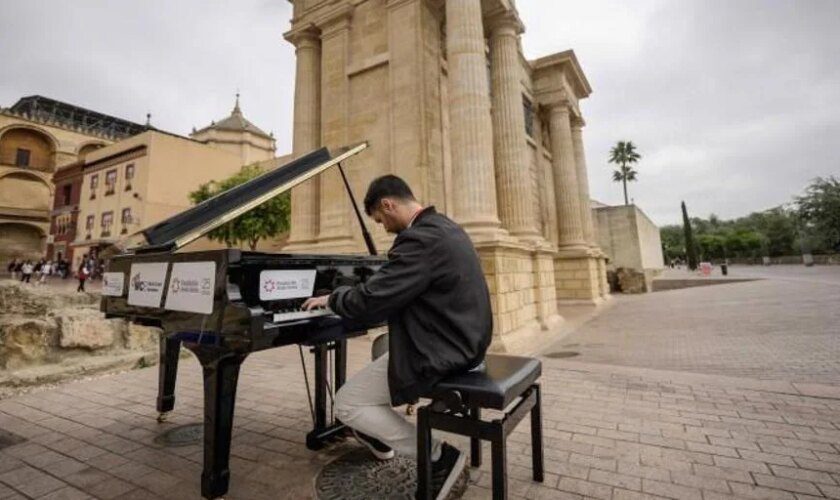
[154, 423, 203, 447]
[545, 351, 580, 359]
[0, 429, 25, 451]
[315, 448, 468, 500]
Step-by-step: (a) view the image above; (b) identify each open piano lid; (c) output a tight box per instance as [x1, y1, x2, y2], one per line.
[137, 142, 368, 253]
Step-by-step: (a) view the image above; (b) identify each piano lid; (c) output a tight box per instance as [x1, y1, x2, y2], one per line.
[138, 142, 368, 253]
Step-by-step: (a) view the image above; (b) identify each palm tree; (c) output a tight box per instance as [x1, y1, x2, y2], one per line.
[608, 141, 641, 205]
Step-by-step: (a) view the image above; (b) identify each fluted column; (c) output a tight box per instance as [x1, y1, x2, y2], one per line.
[489, 14, 540, 241]
[571, 118, 597, 247]
[287, 28, 321, 246]
[446, 0, 502, 237]
[547, 103, 587, 250]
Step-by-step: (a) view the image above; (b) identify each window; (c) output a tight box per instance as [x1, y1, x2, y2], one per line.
[121, 208, 132, 233]
[101, 211, 113, 237]
[125, 164, 134, 190]
[105, 169, 117, 195]
[523, 96, 535, 138]
[89, 174, 98, 199]
[86, 215, 94, 230]
[15, 148, 31, 167]
[61, 184, 72, 206]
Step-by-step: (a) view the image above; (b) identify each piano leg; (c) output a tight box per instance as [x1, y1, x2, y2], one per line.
[305, 341, 349, 450]
[156, 336, 182, 422]
[196, 350, 248, 500]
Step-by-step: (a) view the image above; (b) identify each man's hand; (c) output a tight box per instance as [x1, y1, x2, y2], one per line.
[302, 295, 329, 311]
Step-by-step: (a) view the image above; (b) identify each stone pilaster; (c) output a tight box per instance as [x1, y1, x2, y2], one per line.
[317, 10, 353, 246]
[571, 118, 597, 248]
[547, 103, 587, 252]
[489, 14, 540, 241]
[446, 0, 503, 240]
[286, 27, 321, 248]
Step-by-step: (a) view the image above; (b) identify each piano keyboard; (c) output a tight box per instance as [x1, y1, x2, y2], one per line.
[272, 308, 335, 323]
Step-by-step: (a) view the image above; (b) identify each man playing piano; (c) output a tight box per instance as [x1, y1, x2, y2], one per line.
[303, 175, 492, 500]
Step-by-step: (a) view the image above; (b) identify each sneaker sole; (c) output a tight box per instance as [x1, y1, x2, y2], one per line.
[435, 449, 466, 500]
[352, 430, 395, 461]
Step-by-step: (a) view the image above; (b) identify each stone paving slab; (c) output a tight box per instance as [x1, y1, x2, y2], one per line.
[0, 337, 839, 499]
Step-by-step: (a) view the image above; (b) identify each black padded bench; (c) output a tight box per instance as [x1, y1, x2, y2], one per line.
[416, 354, 544, 499]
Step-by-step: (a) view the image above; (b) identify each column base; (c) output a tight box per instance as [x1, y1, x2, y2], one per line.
[554, 254, 605, 303]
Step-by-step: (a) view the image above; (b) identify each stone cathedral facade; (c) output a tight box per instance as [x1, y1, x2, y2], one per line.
[283, 0, 608, 351]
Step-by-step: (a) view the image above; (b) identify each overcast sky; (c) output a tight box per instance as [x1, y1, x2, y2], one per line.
[1, 0, 838, 224]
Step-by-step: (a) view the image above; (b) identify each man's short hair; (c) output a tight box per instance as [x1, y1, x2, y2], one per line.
[363, 175, 416, 215]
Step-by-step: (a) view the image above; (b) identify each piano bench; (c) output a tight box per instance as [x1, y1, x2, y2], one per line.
[415, 355, 543, 500]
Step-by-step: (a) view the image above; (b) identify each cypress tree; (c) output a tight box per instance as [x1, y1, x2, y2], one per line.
[682, 201, 699, 270]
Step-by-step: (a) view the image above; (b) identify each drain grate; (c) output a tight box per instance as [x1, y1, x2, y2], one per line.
[315, 448, 468, 500]
[0, 429, 26, 451]
[154, 423, 203, 447]
[545, 351, 580, 359]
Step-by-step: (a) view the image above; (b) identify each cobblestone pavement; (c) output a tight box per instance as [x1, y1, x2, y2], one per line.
[554, 265, 840, 385]
[0, 266, 839, 499]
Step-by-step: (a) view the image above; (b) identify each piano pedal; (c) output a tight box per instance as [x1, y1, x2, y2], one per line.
[405, 404, 415, 416]
[157, 411, 171, 423]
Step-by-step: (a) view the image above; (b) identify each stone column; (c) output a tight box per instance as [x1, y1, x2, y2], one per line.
[317, 10, 353, 244]
[571, 118, 597, 247]
[287, 28, 321, 247]
[446, 0, 503, 237]
[547, 103, 587, 250]
[489, 13, 540, 241]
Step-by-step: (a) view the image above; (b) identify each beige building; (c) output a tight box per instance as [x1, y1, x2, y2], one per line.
[72, 130, 246, 268]
[283, 0, 608, 351]
[0, 96, 145, 264]
[593, 203, 665, 280]
[190, 95, 277, 165]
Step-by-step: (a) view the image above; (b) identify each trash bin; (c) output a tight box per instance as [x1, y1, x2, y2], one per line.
[721, 264, 728, 276]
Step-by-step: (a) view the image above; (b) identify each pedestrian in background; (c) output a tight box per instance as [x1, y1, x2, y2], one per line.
[77, 263, 89, 292]
[38, 260, 52, 285]
[20, 260, 33, 283]
[7, 258, 18, 280]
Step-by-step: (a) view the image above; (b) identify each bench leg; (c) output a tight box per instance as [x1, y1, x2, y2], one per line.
[416, 406, 433, 500]
[491, 434, 507, 500]
[470, 406, 482, 467]
[530, 384, 544, 482]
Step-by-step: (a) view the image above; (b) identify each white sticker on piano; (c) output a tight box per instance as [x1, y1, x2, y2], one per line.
[259, 269, 317, 301]
[102, 272, 125, 296]
[127, 262, 169, 308]
[165, 261, 216, 314]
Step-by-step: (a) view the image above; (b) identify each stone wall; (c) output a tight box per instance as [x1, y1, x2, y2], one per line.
[594, 204, 664, 272]
[0, 280, 159, 390]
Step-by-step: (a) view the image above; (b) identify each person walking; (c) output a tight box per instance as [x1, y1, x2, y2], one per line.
[7, 258, 18, 280]
[38, 260, 52, 285]
[13, 260, 23, 280]
[77, 262, 89, 292]
[20, 260, 34, 283]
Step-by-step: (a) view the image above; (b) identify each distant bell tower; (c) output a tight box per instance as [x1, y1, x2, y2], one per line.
[190, 93, 276, 165]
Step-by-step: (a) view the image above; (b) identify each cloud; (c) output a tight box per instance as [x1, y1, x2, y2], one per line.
[1, 0, 837, 225]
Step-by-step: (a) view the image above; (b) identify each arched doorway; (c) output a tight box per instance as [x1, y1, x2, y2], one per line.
[0, 127, 57, 172]
[0, 223, 46, 264]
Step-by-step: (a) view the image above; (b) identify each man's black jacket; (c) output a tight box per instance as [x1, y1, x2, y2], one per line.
[329, 206, 492, 406]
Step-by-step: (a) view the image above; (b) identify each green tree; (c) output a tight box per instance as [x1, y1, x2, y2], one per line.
[796, 176, 840, 252]
[659, 225, 685, 262]
[682, 201, 699, 270]
[188, 164, 290, 251]
[608, 141, 641, 205]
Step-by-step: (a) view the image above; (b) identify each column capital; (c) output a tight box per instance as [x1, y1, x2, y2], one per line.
[284, 24, 320, 48]
[571, 115, 587, 129]
[487, 11, 524, 38]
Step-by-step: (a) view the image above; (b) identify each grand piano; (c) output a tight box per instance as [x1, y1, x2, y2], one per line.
[100, 143, 386, 499]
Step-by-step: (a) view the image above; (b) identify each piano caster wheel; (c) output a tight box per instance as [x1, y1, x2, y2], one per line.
[157, 412, 171, 423]
[405, 404, 415, 416]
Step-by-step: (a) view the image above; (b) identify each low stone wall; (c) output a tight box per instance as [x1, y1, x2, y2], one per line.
[727, 254, 840, 265]
[0, 280, 159, 392]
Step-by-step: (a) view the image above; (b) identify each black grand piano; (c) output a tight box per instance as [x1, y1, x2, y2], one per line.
[101, 143, 386, 499]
